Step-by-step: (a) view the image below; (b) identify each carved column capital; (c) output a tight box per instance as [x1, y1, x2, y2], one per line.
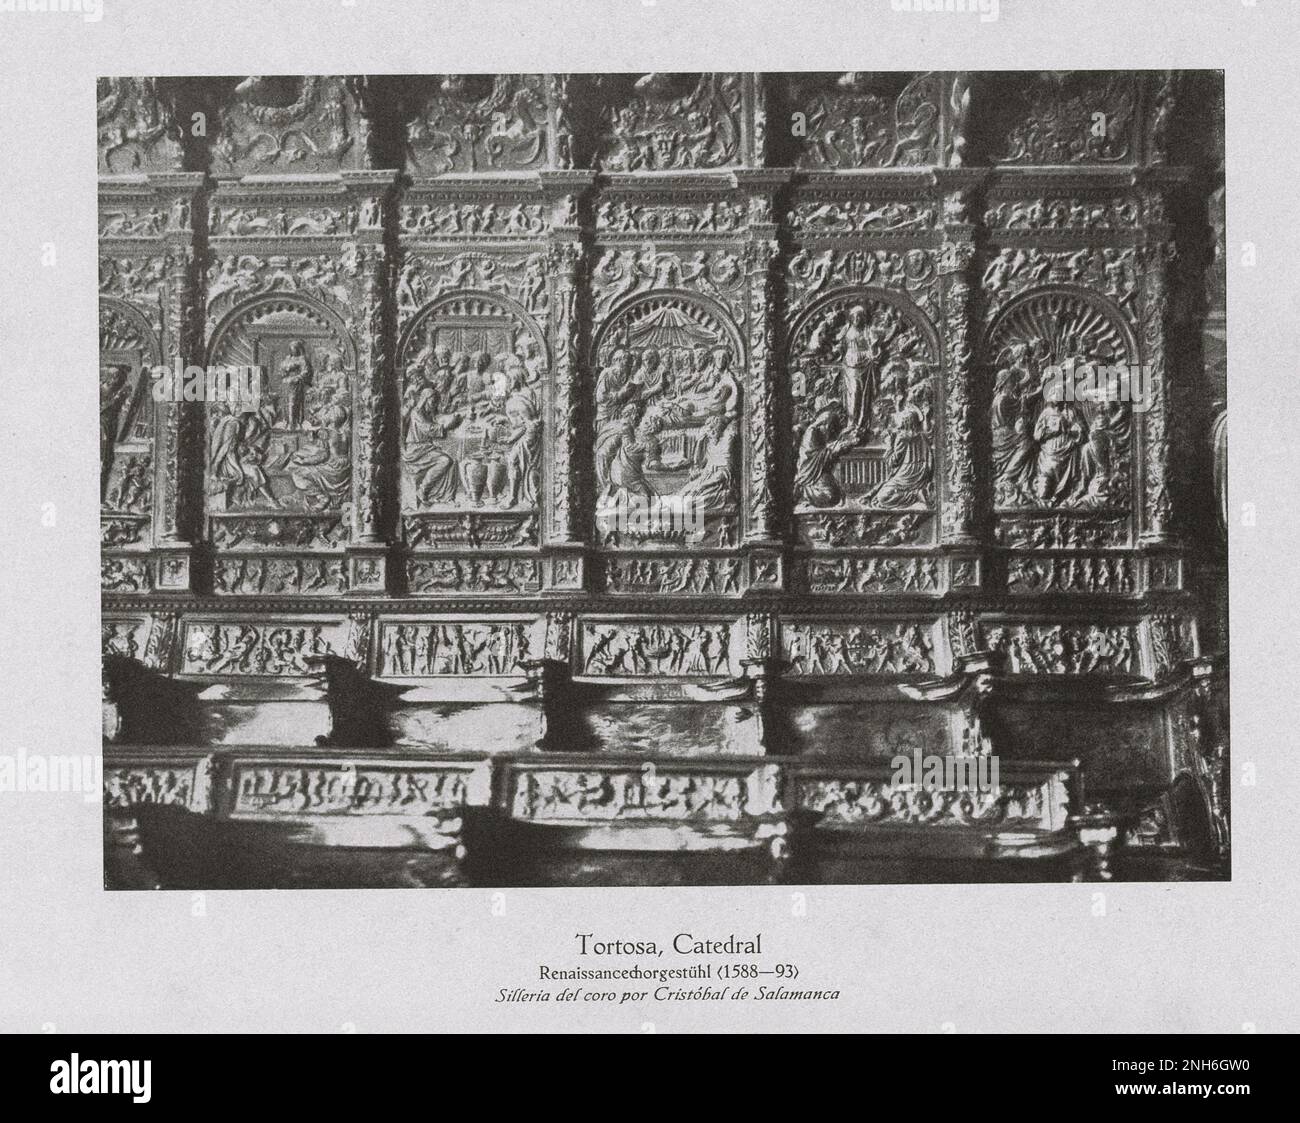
[539, 169, 596, 230]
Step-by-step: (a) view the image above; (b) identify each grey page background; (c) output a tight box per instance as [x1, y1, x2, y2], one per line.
[0, 0, 1294, 1032]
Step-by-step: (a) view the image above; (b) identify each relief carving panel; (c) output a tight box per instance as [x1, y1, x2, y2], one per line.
[592, 74, 743, 172]
[398, 292, 547, 535]
[205, 296, 357, 545]
[986, 287, 1139, 535]
[789, 289, 939, 547]
[592, 291, 744, 549]
[786, 72, 944, 169]
[212, 76, 363, 175]
[403, 74, 548, 176]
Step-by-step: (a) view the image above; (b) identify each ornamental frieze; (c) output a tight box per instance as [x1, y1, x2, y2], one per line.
[376, 619, 541, 677]
[577, 620, 740, 678]
[785, 72, 945, 170]
[403, 74, 549, 177]
[179, 618, 347, 676]
[591, 73, 744, 172]
[780, 620, 938, 676]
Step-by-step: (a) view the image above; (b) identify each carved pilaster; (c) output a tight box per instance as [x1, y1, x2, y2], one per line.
[937, 189, 979, 549]
[736, 170, 786, 553]
[743, 235, 779, 549]
[546, 239, 585, 548]
[746, 73, 768, 167]
[540, 171, 594, 563]
[157, 177, 205, 559]
[343, 173, 397, 557]
[1138, 194, 1175, 547]
[546, 74, 575, 169]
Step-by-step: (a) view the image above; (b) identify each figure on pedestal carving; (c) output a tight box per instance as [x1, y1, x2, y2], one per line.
[790, 293, 936, 514]
[278, 341, 313, 429]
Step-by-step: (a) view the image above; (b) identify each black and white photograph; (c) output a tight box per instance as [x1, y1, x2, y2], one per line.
[0, 0, 1295, 1056]
[98, 68, 1229, 890]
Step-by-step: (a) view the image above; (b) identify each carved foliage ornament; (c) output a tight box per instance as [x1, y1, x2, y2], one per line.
[996, 72, 1137, 165]
[213, 76, 360, 174]
[595, 74, 742, 172]
[406, 75, 547, 176]
[790, 72, 943, 170]
[98, 77, 182, 174]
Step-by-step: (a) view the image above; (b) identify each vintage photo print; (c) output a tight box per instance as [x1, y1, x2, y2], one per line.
[97, 69, 1228, 890]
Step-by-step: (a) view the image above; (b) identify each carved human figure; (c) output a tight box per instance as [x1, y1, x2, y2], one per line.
[287, 385, 352, 510]
[595, 348, 637, 437]
[209, 401, 280, 508]
[100, 364, 133, 496]
[872, 382, 932, 508]
[794, 398, 857, 508]
[1033, 380, 1090, 504]
[679, 413, 737, 512]
[277, 341, 313, 429]
[108, 454, 152, 511]
[596, 403, 656, 504]
[402, 372, 463, 506]
[991, 363, 1036, 504]
[808, 304, 880, 438]
[500, 380, 542, 508]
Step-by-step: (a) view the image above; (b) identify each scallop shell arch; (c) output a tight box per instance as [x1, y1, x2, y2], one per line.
[985, 285, 1139, 369]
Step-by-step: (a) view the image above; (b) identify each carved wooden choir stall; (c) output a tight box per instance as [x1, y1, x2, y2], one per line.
[99, 73, 1229, 886]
